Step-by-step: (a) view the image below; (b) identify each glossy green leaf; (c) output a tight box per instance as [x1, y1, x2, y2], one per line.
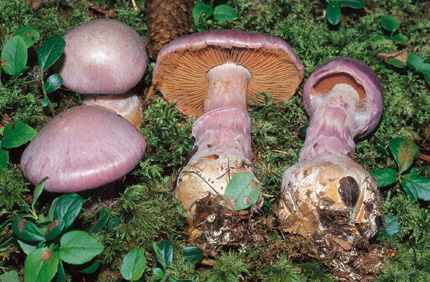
[389, 138, 418, 173]
[32, 177, 47, 212]
[370, 168, 398, 187]
[338, 0, 365, 8]
[326, 1, 341, 25]
[402, 174, 430, 201]
[0, 270, 20, 282]
[17, 239, 37, 255]
[377, 214, 400, 239]
[54, 193, 83, 230]
[121, 248, 146, 281]
[0, 147, 8, 172]
[298, 124, 309, 137]
[391, 33, 408, 42]
[419, 63, 430, 76]
[181, 246, 203, 264]
[387, 58, 406, 69]
[90, 210, 110, 233]
[41, 97, 49, 107]
[44, 219, 65, 241]
[12, 26, 40, 48]
[24, 248, 59, 282]
[44, 73, 63, 94]
[56, 260, 66, 282]
[154, 241, 173, 270]
[59, 231, 104, 264]
[153, 267, 165, 279]
[381, 16, 400, 32]
[213, 5, 237, 23]
[79, 259, 100, 274]
[407, 53, 424, 72]
[48, 197, 61, 221]
[1, 35, 28, 76]
[224, 172, 260, 211]
[107, 217, 122, 229]
[1, 119, 37, 149]
[38, 36, 65, 71]
[12, 217, 45, 242]
[192, 2, 213, 25]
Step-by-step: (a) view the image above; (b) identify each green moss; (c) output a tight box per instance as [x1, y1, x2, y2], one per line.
[0, 166, 29, 212]
[198, 250, 249, 282]
[255, 254, 302, 281]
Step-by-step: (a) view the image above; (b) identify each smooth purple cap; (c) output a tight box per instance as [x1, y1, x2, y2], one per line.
[60, 19, 147, 94]
[20, 106, 147, 193]
[152, 29, 304, 117]
[303, 57, 384, 138]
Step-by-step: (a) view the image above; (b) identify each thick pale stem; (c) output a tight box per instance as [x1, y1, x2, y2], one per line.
[204, 63, 251, 113]
[300, 84, 359, 162]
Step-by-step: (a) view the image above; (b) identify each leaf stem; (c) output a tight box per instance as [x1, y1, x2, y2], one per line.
[37, 66, 55, 117]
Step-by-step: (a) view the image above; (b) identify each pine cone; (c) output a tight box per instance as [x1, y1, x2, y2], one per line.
[145, 0, 194, 61]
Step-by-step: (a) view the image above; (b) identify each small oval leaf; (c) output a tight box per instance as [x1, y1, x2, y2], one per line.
[54, 193, 83, 230]
[12, 217, 45, 242]
[121, 248, 146, 281]
[44, 73, 63, 94]
[389, 138, 418, 173]
[12, 26, 40, 48]
[38, 36, 65, 71]
[1, 36, 28, 76]
[1, 120, 37, 149]
[213, 5, 237, 23]
[223, 172, 260, 211]
[192, 2, 213, 25]
[59, 230, 104, 264]
[24, 248, 59, 282]
[381, 15, 400, 32]
[181, 246, 204, 264]
[326, 2, 341, 26]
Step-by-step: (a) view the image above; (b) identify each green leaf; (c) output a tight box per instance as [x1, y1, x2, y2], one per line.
[24, 248, 59, 282]
[402, 174, 430, 201]
[223, 172, 260, 211]
[407, 53, 424, 72]
[389, 138, 418, 173]
[391, 33, 408, 42]
[326, 1, 341, 26]
[32, 177, 47, 212]
[48, 197, 61, 222]
[59, 230, 104, 265]
[338, 0, 365, 9]
[12, 26, 40, 48]
[17, 239, 37, 255]
[153, 267, 165, 279]
[44, 73, 63, 94]
[0, 147, 9, 172]
[1, 35, 28, 76]
[154, 241, 173, 270]
[181, 246, 203, 264]
[56, 260, 66, 282]
[1, 120, 37, 149]
[121, 248, 146, 281]
[213, 5, 237, 23]
[0, 270, 20, 282]
[38, 36, 65, 71]
[44, 219, 65, 241]
[90, 210, 110, 233]
[12, 217, 45, 242]
[387, 58, 407, 69]
[107, 217, 122, 229]
[79, 259, 100, 274]
[54, 193, 83, 230]
[370, 168, 398, 187]
[425, 75, 430, 86]
[381, 16, 400, 32]
[377, 214, 400, 239]
[419, 63, 430, 76]
[192, 2, 213, 25]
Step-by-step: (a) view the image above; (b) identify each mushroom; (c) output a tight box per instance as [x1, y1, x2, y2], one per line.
[152, 30, 304, 216]
[59, 19, 147, 127]
[20, 105, 147, 193]
[278, 57, 384, 279]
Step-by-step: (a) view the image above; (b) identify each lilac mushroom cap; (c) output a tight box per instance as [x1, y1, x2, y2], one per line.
[303, 57, 384, 139]
[152, 29, 304, 117]
[60, 19, 147, 94]
[20, 105, 147, 193]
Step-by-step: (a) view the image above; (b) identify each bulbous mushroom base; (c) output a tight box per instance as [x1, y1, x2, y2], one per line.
[279, 158, 387, 281]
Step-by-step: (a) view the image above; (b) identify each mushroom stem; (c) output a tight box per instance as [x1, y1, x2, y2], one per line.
[299, 84, 359, 162]
[204, 63, 251, 114]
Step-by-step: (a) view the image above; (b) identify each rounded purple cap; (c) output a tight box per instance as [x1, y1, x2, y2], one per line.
[60, 19, 147, 95]
[303, 57, 384, 138]
[20, 105, 147, 193]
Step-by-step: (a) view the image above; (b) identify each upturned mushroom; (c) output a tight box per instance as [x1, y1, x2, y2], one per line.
[152, 30, 304, 216]
[59, 19, 147, 127]
[278, 57, 384, 280]
[20, 105, 146, 193]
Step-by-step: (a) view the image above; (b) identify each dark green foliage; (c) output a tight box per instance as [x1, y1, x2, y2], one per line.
[0, 167, 29, 211]
[198, 250, 249, 282]
[255, 254, 302, 281]
[300, 260, 335, 282]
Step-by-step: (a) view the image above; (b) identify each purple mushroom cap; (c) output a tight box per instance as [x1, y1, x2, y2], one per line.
[303, 57, 383, 138]
[152, 29, 304, 117]
[60, 19, 147, 95]
[20, 106, 147, 193]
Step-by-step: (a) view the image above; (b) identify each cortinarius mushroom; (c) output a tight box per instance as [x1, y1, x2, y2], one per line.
[279, 57, 384, 280]
[60, 19, 147, 127]
[20, 105, 146, 193]
[152, 30, 304, 216]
